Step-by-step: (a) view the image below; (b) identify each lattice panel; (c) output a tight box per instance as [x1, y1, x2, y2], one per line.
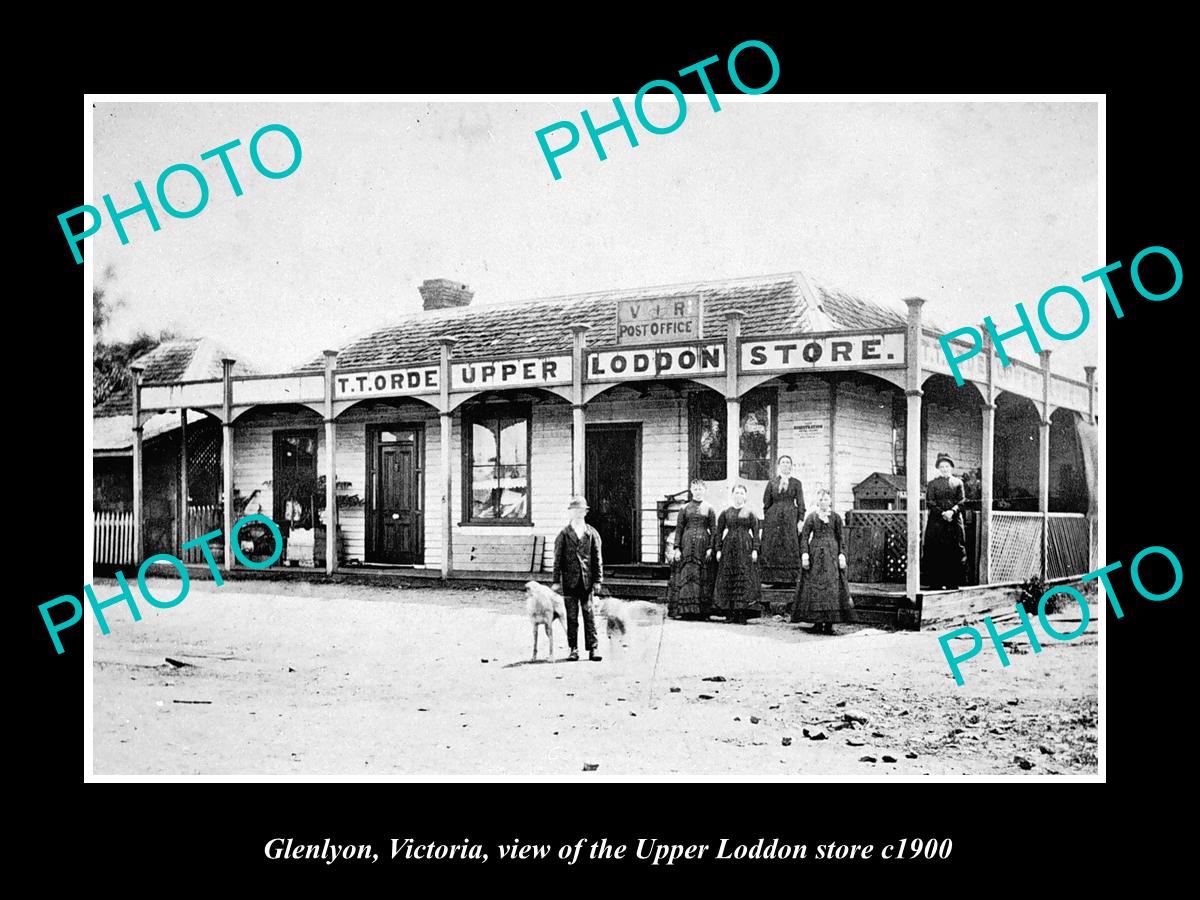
[187, 427, 222, 506]
[1048, 515, 1089, 578]
[846, 511, 922, 584]
[990, 513, 1043, 582]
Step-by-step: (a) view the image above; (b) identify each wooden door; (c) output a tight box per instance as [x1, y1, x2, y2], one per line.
[585, 424, 641, 565]
[370, 427, 424, 564]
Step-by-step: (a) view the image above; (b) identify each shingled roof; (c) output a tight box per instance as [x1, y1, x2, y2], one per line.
[298, 271, 915, 373]
[94, 337, 258, 417]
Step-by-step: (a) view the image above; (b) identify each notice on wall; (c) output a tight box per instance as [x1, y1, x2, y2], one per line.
[792, 421, 827, 499]
[616, 294, 702, 345]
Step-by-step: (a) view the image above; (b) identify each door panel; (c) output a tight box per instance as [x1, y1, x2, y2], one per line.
[585, 425, 640, 565]
[371, 427, 424, 564]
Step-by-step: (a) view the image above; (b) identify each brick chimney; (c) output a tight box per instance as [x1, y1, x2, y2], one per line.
[419, 278, 474, 311]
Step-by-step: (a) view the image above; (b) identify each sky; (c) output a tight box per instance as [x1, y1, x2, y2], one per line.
[91, 99, 1099, 378]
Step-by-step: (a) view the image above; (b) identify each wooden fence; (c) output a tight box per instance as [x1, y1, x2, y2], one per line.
[93, 505, 225, 567]
[183, 504, 224, 563]
[94, 510, 135, 565]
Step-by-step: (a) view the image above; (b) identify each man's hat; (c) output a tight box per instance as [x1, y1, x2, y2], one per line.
[567, 496, 589, 511]
[935, 452, 955, 468]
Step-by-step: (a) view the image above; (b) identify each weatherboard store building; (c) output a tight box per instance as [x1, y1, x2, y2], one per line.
[118, 273, 1098, 629]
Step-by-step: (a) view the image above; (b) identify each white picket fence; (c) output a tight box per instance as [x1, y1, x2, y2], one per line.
[94, 509, 135, 565]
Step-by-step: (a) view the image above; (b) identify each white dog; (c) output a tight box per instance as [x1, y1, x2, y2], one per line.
[594, 595, 666, 646]
[524, 581, 568, 661]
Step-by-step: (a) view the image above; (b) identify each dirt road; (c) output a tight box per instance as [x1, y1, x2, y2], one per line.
[91, 578, 1098, 777]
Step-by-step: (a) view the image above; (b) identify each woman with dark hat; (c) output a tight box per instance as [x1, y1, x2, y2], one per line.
[922, 452, 967, 589]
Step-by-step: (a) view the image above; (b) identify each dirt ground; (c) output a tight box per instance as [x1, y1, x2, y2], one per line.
[91, 578, 1098, 777]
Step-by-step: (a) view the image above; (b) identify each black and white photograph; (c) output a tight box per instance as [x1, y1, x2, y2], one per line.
[84, 96, 1101, 779]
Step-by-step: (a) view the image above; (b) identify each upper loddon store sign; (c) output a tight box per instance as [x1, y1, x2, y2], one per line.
[330, 329, 906, 399]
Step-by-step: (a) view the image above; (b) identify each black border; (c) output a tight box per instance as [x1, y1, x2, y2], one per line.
[21, 22, 1191, 888]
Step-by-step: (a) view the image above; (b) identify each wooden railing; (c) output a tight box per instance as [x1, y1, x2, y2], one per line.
[988, 511, 1090, 581]
[183, 504, 224, 563]
[1047, 513, 1089, 579]
[988, 512, 1042, 582]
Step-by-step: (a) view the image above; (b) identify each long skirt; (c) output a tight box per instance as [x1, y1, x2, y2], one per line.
[791, 534, 854, 624]
[667, 537, 715, 618]
[922, 514, 966, 589]
[760, 503, 801, 583]
[714, 542, 761, 618]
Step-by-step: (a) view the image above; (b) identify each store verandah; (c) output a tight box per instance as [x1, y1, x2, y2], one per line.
[96, 298, 1097, 630]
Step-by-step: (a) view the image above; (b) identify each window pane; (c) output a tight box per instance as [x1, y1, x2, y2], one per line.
[298, 436, 316, 463]
[495, 464, 528, 519]
[498, 418, 527, 464]
[471, 465, 499, 519]
[468, 409, 531, 522]
[472, 421, 499, 466]
[740, 398, 772, 479]
[692, 392, 727, 481]
[740, 458, 772, 481]
[700, 415, 722, 461]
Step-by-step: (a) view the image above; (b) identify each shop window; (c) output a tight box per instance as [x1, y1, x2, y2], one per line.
[689, 387, 779, 482]
[272, 430, 319, 531]
[739, 387, 777, 481]
[689, 392, 726, 482]
[465, 404, 531, 523]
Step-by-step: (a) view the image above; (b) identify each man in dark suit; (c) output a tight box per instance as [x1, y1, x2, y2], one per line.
[551, 496, 604, 662]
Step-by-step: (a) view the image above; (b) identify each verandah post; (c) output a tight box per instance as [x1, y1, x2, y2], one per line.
[979, 325, 995, 584]
[1039, 349, 1052, 579]
[724, 310, 745, 490]
[1084, 364, 1098, 573]
[323, 349, 338, 575]
[903, 298, 925, 603]
[438, 337, 457, 579]
[178, 404, 188, 557]
[569, 323, 590, 498]
[221, 357, 235, 573]
[130, 364, 145, 565]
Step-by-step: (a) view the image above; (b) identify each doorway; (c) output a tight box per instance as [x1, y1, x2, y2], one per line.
[585, 423, 641, 565]
[366, 424, 425, 564]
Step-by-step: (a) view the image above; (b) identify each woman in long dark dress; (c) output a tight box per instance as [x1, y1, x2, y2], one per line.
[667, 478, 717, 620]
[759, 455, 805, 586]
[714, 484, 762, 624]
[791, 488, 854, 633]
[922, 452, 967, 589]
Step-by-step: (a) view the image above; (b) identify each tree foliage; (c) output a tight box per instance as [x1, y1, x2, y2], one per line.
[92, 269, 180, 407]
